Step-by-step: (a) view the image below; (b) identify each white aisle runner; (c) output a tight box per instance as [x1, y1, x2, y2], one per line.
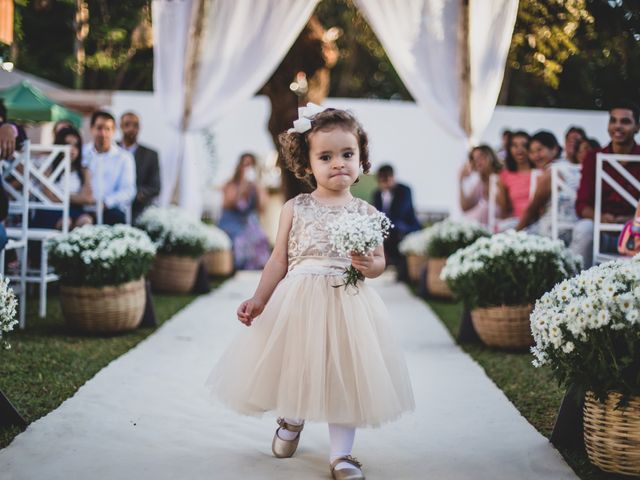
[0, 272, 577, 479]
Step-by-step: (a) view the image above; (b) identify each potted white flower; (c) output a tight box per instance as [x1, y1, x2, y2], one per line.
[532, 258, 640, 476]
[420, 220, 489, 298]
[441, 231, 580, 349]
[202, 224, 233, 277]
[0, 277, 18, 349]
[48, 225, 156, 333]
[398, 229, 430, 283]
[136, 207, 209, 293]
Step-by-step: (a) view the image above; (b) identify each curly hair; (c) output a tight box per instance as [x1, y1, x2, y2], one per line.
[278, 108, 371, 187]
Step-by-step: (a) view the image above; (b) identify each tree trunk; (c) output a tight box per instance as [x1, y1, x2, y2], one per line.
[259, 16, 338, 200]
[74, 0, 89, 90]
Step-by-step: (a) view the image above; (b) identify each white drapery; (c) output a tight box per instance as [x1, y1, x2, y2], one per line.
[152, 0, 319, 216]
[354, 0, 518, 143]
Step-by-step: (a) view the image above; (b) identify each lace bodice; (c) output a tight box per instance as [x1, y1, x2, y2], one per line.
[287, 193, 370, 274]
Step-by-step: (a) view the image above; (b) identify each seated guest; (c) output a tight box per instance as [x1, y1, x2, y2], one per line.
[570, 100, 640, 267]
[32, 127, 94, 230]
[564, 126, 587, 164]
[118, 112, 161, 220]
[497, 129, 511, 161]
[516, 131, 580, 239]
[52, 119, 74, 138]
[459, 145, 502, 227]
[83, 111, 136, 225]
[372, 164, 421, 265]
[496, 130, 533, 230]
[576, 137, 601, 165]
[218, 153, 270, 270]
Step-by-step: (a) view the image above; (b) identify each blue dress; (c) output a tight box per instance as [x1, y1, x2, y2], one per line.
[218, 187, 270, 270]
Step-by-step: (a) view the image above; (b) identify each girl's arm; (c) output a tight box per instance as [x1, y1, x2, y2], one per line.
[458, 163, 477, 212]
[237, 199, 294, 326]
[495, 178, 512, 218]
[70, 169, 94, 205]
[516, 170, 552, 230]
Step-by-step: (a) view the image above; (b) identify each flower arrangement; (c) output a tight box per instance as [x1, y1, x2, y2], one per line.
[531, 258, 640, 401]
[419, 220, 489, 258]
[0, 277, 18, 350]
[398, 229, 431, 256]
[136, 206, 210, 257]
[203, 224, 232, 251]
[48, 225, 157, 287]
[327, 210, 392, 289]
[441, 230, 581, 308]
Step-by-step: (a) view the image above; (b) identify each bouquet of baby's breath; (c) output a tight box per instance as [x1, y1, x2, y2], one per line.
[203, 224, 232, 251]
[327, 211, 392, 291]
[48, 225, 157, 287]
[421, 219, 490, 258]
[136, 206, 209, 257]
[531, 257, 640, 402]
[0, 277, 18, 350]
[441, 230, 581, 308]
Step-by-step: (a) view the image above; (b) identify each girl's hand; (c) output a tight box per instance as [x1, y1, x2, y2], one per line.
[237, 297, 265, 326]
[351, 251, 375, 275]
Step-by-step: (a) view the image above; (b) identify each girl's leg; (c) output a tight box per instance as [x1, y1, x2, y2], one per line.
[277, 417, 304, 440]
[328, 423, 356, 470]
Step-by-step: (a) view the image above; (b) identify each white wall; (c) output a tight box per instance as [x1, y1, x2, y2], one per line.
[110, 92, 611, 215]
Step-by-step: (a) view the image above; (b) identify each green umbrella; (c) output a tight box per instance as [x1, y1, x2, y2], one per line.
[0, 80, 82, 127]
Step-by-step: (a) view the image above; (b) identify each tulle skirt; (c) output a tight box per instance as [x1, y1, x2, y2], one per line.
[207, 272, 415, 427]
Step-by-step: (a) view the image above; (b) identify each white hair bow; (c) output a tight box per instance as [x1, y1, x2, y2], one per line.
[288, 102, 325, 134]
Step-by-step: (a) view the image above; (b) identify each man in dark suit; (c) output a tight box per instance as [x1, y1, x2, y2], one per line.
[119, 111, 161, 220]
[372, 164, 421, 269]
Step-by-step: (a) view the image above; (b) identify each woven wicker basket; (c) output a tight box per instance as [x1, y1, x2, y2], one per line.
[406, 255, 427, 283]
[149, 254, 200, 293]
[584, 391, 640, 476]
[426, 257, 453, 299]
[470, 304, 533, 349]
[204, 249, 233, 277]
[60, 278, 145, 333]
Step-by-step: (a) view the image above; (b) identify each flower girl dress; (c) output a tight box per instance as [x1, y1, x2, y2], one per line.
[208, 193, 414, 427]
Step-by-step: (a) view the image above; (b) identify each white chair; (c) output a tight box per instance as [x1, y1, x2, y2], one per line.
[0, 143, 31, 328]
[550, 163, 582, 241]
[593, 153, 640, 265]
[6, 144, 71, 319]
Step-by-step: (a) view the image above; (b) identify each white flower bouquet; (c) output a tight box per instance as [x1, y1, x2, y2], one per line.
[328, 210, 392, 290]
[531, 257, 640, 401]
[0, 277, 18, 350]
[203, 224, 232, 251]
[441, 230, 581, 308]
[136, 206, 209, 257]
[402, 220, 489, 258]
[48, 225, 157, 287]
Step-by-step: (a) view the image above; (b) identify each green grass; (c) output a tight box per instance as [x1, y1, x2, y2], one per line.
[426, 298, 628, 480]
[0, 279, 225, 449]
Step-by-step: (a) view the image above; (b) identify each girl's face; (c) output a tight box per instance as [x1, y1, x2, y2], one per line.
[528, 140, 557, 169]
[307, 127, 360, 193]
[510, 135, 529, 167]
[471, 149, 491, 176]
[64, 134, 80, 162]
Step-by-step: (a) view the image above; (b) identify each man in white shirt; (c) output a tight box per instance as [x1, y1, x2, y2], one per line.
[83, 111, 136, 225]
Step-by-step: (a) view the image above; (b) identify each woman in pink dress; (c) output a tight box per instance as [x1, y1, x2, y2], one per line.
[496, 131, 533, 230]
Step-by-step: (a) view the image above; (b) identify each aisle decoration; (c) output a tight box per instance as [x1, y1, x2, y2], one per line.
[328, 210, 392, 293]
[442, 230, 580, 349]
[48, 225, 156, 332]
[0, 277, 18, 349]
[532, 258, 640, 476]
[202, 224, 234, 277]
[136, 207, 209, 293]
[398, 229, 430, 283]
[417, 220, 489, 298]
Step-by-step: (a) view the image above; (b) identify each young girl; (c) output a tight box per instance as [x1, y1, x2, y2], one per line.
[207, 107, 414, 479]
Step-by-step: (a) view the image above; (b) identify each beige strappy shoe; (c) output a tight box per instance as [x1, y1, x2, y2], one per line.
[271, 417, 305, 458]
[330, 455, 365, 480]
